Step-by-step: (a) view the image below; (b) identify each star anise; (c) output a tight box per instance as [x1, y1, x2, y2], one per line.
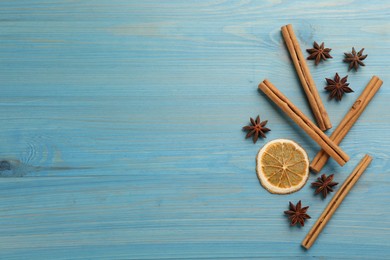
[284, 200, 311, 227]
[344, 47, 367, 71]
[324, 73, 353, 101]
[242, 115, 270, 143]
[306, 41, 333, 65]
[312, 174, 338, 199]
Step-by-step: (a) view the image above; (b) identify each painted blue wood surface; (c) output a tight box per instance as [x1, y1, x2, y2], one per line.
[0, 0, 389, 259]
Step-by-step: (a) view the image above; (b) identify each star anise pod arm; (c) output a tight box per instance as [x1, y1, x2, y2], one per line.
[284, 200, 311, 226]
[242, 115, 270, 143]
[312, 174, 338, 198]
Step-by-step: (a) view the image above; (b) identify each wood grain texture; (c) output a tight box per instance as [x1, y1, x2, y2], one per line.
[0, 0, 389, 259]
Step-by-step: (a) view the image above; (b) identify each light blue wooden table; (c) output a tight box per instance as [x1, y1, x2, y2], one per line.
[0, 1, 389, 259]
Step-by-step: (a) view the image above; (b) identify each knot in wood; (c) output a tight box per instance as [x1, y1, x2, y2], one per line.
[352, 100, 362, 109]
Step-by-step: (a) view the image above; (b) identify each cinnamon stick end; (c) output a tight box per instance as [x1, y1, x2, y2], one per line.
[258, 79, 268, 90]
[322, 122, 332, 131]
[281, 25, 287, 31]
[338, 160, 347, 167]
[309, 164, 320, 174]
[301, 242, 310, 250]
[363, 154, 373, 164]
[318, 125, 325, 132]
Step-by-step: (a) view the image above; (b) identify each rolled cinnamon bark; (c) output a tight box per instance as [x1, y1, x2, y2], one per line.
[310, 76, 382, 173]
[281, 24, 332, 131]
[302, 155, 372, 249]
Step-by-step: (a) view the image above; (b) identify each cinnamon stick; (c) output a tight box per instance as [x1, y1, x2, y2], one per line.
[302, 155, 373, 249]
[281, 24, 332, 131]
[258, 79, 349, 166]
[310, 76, 382, 173]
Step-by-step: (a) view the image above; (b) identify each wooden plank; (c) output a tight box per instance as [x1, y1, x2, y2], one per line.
[0, 0, 389, 259]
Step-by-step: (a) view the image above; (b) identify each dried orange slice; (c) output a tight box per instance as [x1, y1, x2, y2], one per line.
[256, 139, 309, 194]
